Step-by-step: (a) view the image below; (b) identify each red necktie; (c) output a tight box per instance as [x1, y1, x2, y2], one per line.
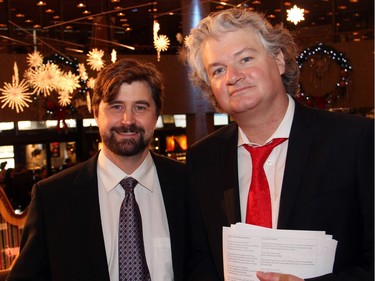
[244, 138, 287, 228]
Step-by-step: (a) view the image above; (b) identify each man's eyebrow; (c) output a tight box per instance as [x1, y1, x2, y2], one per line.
[206, 47, 258, 69]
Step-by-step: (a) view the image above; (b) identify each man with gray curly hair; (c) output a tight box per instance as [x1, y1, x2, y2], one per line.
[183, 8, 373, 281]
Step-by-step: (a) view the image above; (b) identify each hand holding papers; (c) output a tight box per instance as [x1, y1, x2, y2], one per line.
[223, 224, 337, 281]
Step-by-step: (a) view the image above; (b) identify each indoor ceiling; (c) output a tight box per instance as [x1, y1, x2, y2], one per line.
[0, 0, 373, 55]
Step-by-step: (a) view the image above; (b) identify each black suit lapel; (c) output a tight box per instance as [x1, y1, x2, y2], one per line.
[221, 126, 242, 225]
[278, 103, 315, 229]
[70, 154, 110, 281]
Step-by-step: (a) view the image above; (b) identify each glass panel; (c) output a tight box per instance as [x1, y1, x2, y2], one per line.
[0, 122, 15, 131]
[83, 118, 97, 127]
[173, 114, 186, 128]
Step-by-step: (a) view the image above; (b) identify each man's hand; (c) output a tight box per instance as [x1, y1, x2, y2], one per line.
[256, 271, 304, 281]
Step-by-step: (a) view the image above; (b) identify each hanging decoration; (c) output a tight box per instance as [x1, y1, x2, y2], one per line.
[286, 5, 305, 25]
[153, 20, 170, 62]
[111, 49, 118, 64]
[26, 51, 44, 68]
[0, 48, 113, 129]
[0, 62, 32, 113]
[87, 48, 105, 71]
[296, 43, 352, 109]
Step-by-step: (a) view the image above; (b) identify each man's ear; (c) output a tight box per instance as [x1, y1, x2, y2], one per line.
[93, 106, 98, 120]
[275, 50, 285, 75]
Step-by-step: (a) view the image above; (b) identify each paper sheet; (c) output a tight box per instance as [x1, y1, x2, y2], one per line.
[223, 223, 337, 281]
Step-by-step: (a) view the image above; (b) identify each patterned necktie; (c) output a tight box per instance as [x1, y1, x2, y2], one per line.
[119, 177, 151, 281]
[244, 138, 287, 228]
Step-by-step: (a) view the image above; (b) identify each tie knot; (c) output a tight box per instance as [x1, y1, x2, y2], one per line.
[244, 138, 287, 166]
[120, 177, 138, 192]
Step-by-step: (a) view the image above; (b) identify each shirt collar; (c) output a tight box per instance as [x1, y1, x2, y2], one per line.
[97, 151, 155, 192]
[238, 94, 295, 147]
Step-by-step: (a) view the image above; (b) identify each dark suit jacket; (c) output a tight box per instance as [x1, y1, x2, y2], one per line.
[7, 152, 188, 281]
[187, 102, 374, 281]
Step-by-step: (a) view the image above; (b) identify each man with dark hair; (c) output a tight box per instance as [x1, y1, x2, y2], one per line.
[8, 59, 188, 281]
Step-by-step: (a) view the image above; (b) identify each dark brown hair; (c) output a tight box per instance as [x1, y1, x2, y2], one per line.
[92, 58, 164, 116]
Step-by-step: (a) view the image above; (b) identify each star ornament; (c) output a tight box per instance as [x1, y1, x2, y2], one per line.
[27, 51, 44, 68]
[87, 48, 105, 71]
[154, 35, 170, 61]
[0, 63, 33, 113]
[26, 62, 61, 96]
[287, 5, 305, 25]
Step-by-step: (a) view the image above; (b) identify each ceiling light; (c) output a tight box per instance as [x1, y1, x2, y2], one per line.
[77, 2, 86, 8]
[36, 1, 47, 6]
[45, 9, 54, 13]
[82, 10, 91, 15]
[15, 13, 25, 18]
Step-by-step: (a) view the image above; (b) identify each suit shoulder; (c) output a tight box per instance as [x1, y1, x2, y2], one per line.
[189, 123, 238, 153]
[152, 152, 185, 170]
[35, 156, 97, 193]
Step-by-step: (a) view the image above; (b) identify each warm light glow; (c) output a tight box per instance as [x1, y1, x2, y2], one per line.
[77, 2, 86, 8]
[286, 5, 305, 25]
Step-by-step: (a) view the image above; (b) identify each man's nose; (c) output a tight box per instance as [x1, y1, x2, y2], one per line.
[226, 65, 245, 85]
[121, 109, 135, 124]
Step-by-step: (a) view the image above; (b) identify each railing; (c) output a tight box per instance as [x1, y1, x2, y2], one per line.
[0, 188, 28, 270]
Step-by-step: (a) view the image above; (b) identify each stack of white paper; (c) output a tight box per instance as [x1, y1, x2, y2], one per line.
[223, 223, 337, 281]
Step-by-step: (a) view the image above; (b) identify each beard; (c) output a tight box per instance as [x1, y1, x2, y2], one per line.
[101, 124, 150, 157]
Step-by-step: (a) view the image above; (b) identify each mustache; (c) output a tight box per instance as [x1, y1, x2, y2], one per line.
[111, 124, 145, 134]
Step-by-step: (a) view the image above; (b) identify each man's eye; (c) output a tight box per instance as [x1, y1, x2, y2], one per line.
[212, 67, 225, 76]
[109, 104, 124, 112]
[242, 56, 252, 63]
[133, 105, 147, 112]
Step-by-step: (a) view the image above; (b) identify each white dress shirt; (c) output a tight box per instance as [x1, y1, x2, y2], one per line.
[237, 95, 295, 228]
[97, 151, 173, 281]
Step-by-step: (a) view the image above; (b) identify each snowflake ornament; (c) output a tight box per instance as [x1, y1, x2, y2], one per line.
[27, 51, 44, 68]
[183, 35, 191, 48]
[27, 62, 61, 96]
[58, 90, 72, 106]
[57, 71, 80, 94]
[87, 77, 96, 89]
[86, 92, 92, 113]
[111, 49, 117, 63]
[154, 35, 170, 61]
[78, 63, 88, 81]
[87, 48, 105, 71]
[0, 62, 33, 113]
[176, 33, 183, 44]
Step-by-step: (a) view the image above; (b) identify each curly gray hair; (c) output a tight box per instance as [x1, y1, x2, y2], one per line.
[183, 8, 300, 110]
